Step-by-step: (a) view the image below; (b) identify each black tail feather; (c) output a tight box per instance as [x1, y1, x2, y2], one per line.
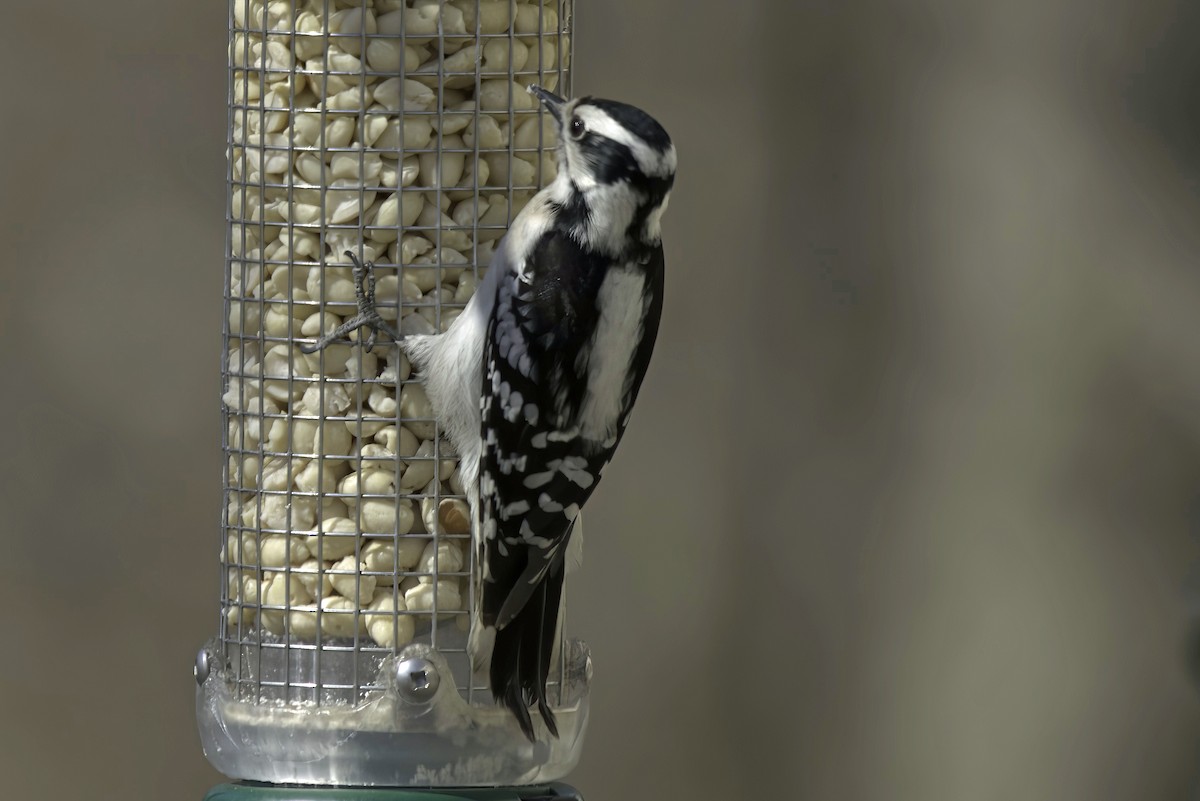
[490, 562, 565, 741]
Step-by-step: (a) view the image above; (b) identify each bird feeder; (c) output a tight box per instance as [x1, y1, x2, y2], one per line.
[196, 0, 587, 796]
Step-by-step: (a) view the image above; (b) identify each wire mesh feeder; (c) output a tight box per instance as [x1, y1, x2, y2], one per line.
[196, 0, 588, 788]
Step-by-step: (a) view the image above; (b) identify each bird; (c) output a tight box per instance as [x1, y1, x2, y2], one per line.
[317, 85, 676, 740]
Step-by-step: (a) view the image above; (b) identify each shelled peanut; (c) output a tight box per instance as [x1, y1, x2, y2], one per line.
[221, 0, 566, 647]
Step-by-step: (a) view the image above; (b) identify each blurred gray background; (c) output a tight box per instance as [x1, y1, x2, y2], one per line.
[3, 0, 1200, 799]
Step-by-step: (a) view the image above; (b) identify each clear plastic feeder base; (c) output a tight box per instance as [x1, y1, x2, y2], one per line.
[203, 783, 584, 801]
[196, 640, 591, 787]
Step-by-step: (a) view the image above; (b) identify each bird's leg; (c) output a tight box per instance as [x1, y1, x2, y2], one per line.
[300, 251, 401, 353]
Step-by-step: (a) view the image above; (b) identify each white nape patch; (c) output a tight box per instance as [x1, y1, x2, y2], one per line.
[578, 266, 646, 444]
[643, 191, 671, 243]
[660, 143, 678, 176]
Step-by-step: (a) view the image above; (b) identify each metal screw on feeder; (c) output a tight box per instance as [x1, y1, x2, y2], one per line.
[197, 0, 587, 797]
[194, 647, 211, 685]
[394, 656, 440, 704]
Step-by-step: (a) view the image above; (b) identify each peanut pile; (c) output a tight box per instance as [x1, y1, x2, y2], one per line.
[221, 0, 567, 648]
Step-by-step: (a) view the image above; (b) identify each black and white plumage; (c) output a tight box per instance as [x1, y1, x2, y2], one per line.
[403, 87, 675, 740]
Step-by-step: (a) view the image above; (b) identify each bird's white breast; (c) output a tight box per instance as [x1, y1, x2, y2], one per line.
[577, 266, 646, 445]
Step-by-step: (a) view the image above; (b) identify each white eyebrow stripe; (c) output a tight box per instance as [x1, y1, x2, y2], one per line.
[574, 106, 673, 178]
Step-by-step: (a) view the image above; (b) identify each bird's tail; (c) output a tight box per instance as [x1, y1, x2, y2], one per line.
[488, 562, 565, 741]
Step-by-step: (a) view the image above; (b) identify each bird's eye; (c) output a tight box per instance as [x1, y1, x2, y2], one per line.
[569, 116, 586, 139]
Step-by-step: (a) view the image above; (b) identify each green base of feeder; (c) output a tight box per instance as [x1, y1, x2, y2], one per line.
[204, 784, 583, 801]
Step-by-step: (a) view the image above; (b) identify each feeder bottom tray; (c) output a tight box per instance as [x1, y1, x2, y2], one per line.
[204, 783, 584, 801]
[197, 641, 591, 787]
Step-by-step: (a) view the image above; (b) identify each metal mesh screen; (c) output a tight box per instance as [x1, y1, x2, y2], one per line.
[221, 0, 573, 708]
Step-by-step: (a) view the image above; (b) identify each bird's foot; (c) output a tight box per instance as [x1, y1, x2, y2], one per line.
[301, 251, 401, 353]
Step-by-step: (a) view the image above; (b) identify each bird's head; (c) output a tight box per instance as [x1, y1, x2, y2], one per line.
[528, 86, 676, 258]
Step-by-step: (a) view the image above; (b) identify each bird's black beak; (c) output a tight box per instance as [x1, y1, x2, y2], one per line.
[528, 84, 566, 124]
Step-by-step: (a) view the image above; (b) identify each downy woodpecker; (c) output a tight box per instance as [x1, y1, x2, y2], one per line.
[326, 86, 676, 740]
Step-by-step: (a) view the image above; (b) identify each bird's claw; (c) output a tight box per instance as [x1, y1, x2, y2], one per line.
[300, 251, 401, 354]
